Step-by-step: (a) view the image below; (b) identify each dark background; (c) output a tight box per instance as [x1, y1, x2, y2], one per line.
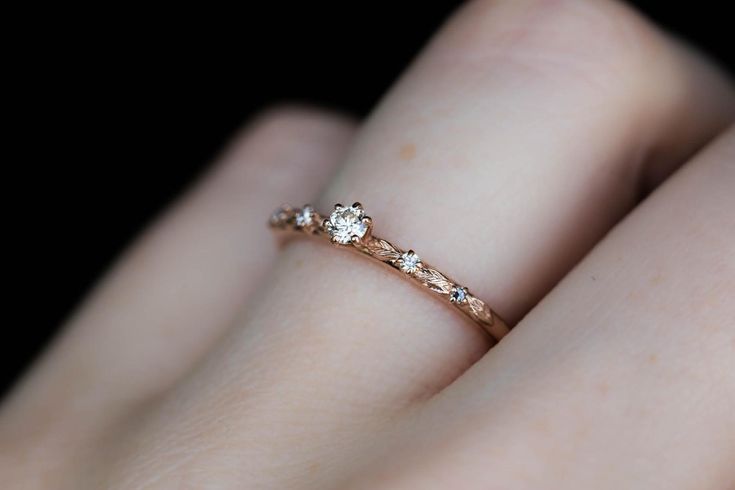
[5, 1, 733, 396]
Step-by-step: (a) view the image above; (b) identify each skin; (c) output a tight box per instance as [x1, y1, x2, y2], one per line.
[1, 0, 733, 488]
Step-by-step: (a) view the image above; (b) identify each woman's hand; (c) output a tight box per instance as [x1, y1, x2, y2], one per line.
[2, 1, 734, 488]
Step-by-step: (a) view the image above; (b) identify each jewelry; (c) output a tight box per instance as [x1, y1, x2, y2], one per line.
[269, 202, 510, 342]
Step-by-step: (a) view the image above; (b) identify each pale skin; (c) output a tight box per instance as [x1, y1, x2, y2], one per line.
[1, 0, 734, 488]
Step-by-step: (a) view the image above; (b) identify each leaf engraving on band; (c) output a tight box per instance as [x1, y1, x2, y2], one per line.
[269, 202, 510, 341]
[415, 267, 453, 295]
[467, 295, 493, 324]
[366, 238, 402, 262]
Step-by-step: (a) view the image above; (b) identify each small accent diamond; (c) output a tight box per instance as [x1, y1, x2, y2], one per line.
[399, 250, 421, 274]
[327, 204, 368, 244]
[295, 205, 315, 227]
[269, 206, 289, 226]
[450, 286, 468, 303]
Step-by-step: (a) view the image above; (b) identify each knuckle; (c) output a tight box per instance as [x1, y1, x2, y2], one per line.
[442, 0, 666, 90]
[247, 104, 354, 148]
[217, 104, 355, 181]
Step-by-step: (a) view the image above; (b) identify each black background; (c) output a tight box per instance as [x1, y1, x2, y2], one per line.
[5, 1, 733, 396]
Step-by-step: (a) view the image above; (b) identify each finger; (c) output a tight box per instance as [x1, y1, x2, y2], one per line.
[365, 126, 735, 490]
[104, 0, 734, 487]
[0, 107, 355, 448]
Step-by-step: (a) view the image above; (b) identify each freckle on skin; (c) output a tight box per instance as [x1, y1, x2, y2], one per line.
[649, 273, 664, 285]
[532, 418, 550, 434]
[597, 381, 610, 396]
[399, 143, 416, 161]
[648, 354, 658, 364]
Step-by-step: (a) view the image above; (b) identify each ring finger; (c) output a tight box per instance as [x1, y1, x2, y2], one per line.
[102, 0, 734, 488]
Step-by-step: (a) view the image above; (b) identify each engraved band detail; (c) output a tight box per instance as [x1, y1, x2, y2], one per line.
[269, 202, 510, 342]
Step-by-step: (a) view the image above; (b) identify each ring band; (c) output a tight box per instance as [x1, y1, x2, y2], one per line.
[269, 202, 510, 342]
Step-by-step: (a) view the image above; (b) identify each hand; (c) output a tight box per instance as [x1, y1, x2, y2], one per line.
[2, 1, 734, 488]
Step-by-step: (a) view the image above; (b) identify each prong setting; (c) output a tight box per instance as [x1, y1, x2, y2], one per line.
[294, 204, 315, 229]
[269, 205, 293, 228]
[450, 286, 468, 304]
[325, 202, 369, 245]
[398, 250, 422, 274]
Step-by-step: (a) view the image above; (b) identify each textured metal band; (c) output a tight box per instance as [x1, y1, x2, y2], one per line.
[269, 202, 510, 342]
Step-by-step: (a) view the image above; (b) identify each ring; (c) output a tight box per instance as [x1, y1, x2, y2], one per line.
[269, 202, 510, 342]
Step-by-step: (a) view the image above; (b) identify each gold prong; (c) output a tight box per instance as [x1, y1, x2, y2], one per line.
[350, 235, 363, 246]
[352, 201, 363, 210]
[362, 216, 373, 233]
[365, 216, 374, 238]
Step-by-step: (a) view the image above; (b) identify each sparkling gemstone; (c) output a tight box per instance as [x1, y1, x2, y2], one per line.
[270, 206, 288, 226]
[399, 251, 421, 273]
[328, 205, 367, 244]
[450, 286, 467, 303]
[295, 205, 315, 227]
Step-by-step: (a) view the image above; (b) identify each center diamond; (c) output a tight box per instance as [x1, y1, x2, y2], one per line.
[327, 204, 368, 244]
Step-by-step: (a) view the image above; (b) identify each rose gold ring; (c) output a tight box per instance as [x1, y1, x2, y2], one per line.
[269, 202, 510, 343]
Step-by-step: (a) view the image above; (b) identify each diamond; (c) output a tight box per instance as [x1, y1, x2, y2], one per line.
[295, 205, 315, 227]
[269, 206, 289, 226]
[450, 286, 467, 303]
[327, 204, 368, 244]
[399, 250, 421, 274]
